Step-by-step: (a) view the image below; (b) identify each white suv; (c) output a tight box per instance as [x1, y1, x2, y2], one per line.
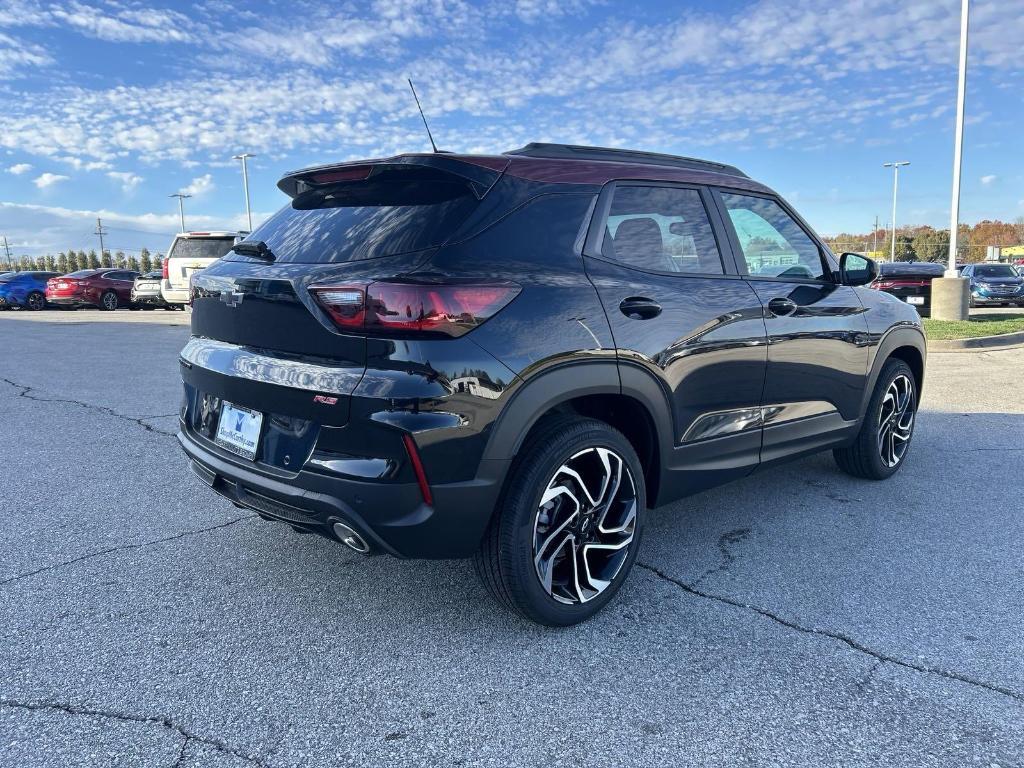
[161, 231, 242, 307]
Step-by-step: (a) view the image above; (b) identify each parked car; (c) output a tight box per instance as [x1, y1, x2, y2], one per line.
[869, 261, 945, 315]
[0, 270, 60, 310]
[161, 232, 241, 308]
[46, 268, 140, 310]
[132, 270, 177, 309]
[960, 263, 1024, 307]
[178, 143, 926, 625]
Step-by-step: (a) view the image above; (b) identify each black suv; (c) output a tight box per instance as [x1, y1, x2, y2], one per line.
[179, 143, 925, 625]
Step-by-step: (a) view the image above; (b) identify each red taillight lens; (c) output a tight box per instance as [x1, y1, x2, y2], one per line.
[402, 433, 433, 507]
[161, 259, 169, 280]
[311, 281, 519, 337]
[872, 280, 894, 290]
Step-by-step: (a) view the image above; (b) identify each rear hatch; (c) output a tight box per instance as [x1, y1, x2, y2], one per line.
[166, 236, 236, 291]
[185, 157, 505, 467]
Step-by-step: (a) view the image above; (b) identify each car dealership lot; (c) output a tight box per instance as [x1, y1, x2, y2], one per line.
[1, 313, 1022, 767]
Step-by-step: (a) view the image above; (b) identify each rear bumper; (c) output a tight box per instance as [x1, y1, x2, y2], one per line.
[178, 425, 508, 558]
[132, 290, 166, 305]
[162, 285, 190, 304]
[46, 295, 94, 307]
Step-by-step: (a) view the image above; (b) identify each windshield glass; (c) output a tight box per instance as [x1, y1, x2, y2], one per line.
[169, 238, 235, 260]
[975, 265, 1017, 278]
[240, 169, 480, 264]
[0, 273, 19, 282]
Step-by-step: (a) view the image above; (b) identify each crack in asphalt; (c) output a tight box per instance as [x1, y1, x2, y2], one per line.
[692, 528, 751, 587]
[0, 515, 256, 587]
[0, 698, 269, 767]
[1, 376, 179, 437]
[636, 562, 1023, 706]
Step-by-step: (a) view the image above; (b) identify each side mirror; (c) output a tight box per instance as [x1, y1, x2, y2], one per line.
[838, 252, 878, 286]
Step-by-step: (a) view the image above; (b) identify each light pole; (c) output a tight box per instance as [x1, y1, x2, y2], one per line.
[947, 0, 969, 277]
[883, 161, 910, 262]
[233, 153, 254, 232]
[170, 193, 192, 233]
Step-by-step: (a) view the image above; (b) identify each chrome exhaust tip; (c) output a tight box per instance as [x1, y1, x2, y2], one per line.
[331, 521, 370, 554]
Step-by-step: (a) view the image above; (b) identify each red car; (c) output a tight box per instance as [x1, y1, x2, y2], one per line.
[45, 269, 140, 310]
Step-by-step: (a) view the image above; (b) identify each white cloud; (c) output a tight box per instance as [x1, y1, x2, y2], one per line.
[107, 170, 144, 191]
[33, 172, 69, 188]
[7, 162, 32, 175]
[0, 201, 266, 255]
[0, 29, 52, 77]
[180, 173, 214, 197]
[980, 174, 997, 186]
[50, 1, 194, 43]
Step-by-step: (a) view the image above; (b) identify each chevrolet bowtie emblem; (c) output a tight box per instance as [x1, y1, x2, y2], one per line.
[220, 290, 244, 308]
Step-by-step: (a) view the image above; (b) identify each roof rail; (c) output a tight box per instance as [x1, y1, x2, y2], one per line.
[505, 142, 748, 178]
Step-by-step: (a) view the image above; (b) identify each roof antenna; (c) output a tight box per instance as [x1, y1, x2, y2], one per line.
[407, 78, 439, 153]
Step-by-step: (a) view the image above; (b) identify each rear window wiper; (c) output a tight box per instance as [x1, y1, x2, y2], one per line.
[232, 240, 275, 262]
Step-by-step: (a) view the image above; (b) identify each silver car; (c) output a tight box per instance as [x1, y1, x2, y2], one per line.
[131, 270, 177, 309]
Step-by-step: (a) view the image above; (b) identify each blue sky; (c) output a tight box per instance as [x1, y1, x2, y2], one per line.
[0, 0, 1021, 257]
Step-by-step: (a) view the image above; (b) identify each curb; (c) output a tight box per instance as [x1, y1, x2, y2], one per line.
[928, 329, 1024, 352]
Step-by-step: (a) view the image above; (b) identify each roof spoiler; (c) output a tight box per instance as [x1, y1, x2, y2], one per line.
[277, 154, 509, 200]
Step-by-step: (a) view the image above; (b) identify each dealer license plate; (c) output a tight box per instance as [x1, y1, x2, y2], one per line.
[214, 402, 263, 460]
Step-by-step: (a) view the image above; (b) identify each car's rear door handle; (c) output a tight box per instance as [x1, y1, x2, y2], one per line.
[767, 297, 798, 317]
[619, 297, 662, 320]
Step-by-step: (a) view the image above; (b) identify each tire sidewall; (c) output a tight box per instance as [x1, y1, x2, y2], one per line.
[501, 421, 646, 626]
[101, 291, 118, 311]
[27, 291, 45, 311]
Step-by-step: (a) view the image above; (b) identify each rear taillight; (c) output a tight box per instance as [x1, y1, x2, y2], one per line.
[310, 281, 519, 337]
[161, 259, 169, 280]
[872, 280, 894, 290]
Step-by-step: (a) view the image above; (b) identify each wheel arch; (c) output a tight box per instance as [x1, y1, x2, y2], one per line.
[860, 324, 927, 419]
[482, 361, 673, 507]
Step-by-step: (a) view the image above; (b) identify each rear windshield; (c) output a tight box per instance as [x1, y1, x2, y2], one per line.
[238, 168, 480, 264]
[0, 273, 18, 282]
[64, 270, 96, 278]
[169, 238, 235, 261]
[974, 265, 1017, 278]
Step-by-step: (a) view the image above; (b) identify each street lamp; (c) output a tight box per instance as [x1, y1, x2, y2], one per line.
[883, 161, 910, 262]
[170, 193, 192, 233]
[232, 153, 255, 232]
[947, 0, 969, 277]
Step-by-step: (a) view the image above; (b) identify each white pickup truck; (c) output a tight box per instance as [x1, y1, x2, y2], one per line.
[160, 231, 243, 307]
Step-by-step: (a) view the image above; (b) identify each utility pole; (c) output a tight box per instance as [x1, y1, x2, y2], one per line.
[94, 218, 107, 260]
[170, 193, 192, 233]
[232, 153, 254, 232]
[883, 161, 910, 262]
[2, 235, 12, 269]
[872, 215, 879, 257]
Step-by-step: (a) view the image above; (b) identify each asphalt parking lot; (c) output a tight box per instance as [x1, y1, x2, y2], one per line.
[1, 311, 1022, 767]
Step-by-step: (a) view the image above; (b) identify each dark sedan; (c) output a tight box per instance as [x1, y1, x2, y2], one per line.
[869, 261, 945, 315]
[45, 269, 140, 310]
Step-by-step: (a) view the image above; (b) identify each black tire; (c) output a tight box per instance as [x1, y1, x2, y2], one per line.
[474, 415, 646, 626]
[834, 359, 917, 480]
[26, 291, 46, 311]
[100, 291, 118, 311]
[163, 305, 176, 311]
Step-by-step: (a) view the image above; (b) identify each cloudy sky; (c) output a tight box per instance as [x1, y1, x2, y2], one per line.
[0, 0, 1021, 257]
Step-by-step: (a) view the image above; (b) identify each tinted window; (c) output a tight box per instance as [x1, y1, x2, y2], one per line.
[0, 273, 18, 282]
[241, 168, 480, 264]
[601, 186, 723, 274]
[65, 270, 97, 278]
[721, 193, 827, 280]
[974, 264, 1017, 278]
[169, 238, 235, 261]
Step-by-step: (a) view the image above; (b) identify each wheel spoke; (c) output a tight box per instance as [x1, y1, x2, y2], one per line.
[876, 374, 915, 468]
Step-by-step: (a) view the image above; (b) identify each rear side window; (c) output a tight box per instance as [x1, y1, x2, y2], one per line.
[720, 193, 827, 281]
[243, 168, 480, 264]
[600, 186, 724, 275]
[169, 238, 235, 261]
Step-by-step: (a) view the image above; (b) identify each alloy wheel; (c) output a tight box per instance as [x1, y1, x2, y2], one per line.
[102, 292, 118, 310]
[532, 446, 637, 605]
[27, 293, 44, 310]
[877, 374, 915, 468]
